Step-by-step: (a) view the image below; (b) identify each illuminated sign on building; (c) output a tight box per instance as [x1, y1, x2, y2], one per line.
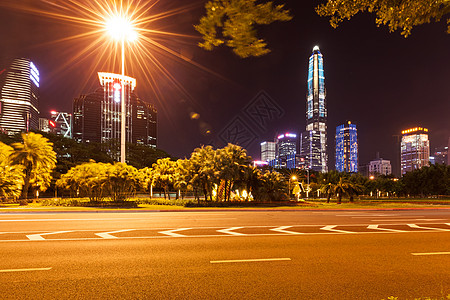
[30, 62, 39, 87]
[401, 127, 428, 135]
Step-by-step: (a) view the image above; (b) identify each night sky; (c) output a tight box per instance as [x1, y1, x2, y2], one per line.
[1, 0, 449, 173]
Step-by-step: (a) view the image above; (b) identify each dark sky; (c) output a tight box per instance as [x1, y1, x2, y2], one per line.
[1, 0, 449, 171]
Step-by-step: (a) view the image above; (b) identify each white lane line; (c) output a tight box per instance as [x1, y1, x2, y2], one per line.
[95, 229, 136, 239]
[158, 228, 191, 237]
[270, 226, 303, 235]
[411, 252, 450, 256]
[320, 225, 354, 234]
[0, 267, 52, 273]
[407, 224, 450, 231]
[0, 218, 137, 222]
[367, 224, 407, 232]
[370, 219, 430, 222]
[210, 258, 291, 264]
[217, 227, 246, 236]
[26, 231, 73, 241]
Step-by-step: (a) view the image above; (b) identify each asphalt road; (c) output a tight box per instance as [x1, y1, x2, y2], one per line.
[1, 209, 449, 299]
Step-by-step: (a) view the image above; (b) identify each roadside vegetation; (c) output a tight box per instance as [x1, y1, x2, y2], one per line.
[0, 132, 449, 208]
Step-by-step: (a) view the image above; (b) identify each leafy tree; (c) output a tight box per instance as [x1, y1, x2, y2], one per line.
[152, 158, 176, 199]
[138, 167, 156, 198]
[320, 182, 335, 203]
[215, 144, 251, 201]
[188, 145, 216, 201]
[173, 159, 190, 200]
[236, 165, 261, 201]
[104, 163, 139, 201]
[195, 0, 292, 58]
[0, 142, 24, 201]
[254, 170, 287, 202]
[316, 0, 450, 37]
[10, 132, 56, 199]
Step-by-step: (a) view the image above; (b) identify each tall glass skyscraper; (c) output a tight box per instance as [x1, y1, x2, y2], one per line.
[73, 72, 157, 160]
[300, 46, 328, 172]
[400, 127, 429, 174]
[0, 58, 40, 134]
[335, 121, 358, 173]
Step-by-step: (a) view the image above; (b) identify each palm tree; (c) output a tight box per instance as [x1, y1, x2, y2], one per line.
[152, 158, 176, 199]
[320, 182, 335, 203]
[215, 144, 251, 201]
[10, 132, 56, 200]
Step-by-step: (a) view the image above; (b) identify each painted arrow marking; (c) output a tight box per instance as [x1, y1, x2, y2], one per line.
[217, 227, 246, 236]
[407, 224, 450, 232]
[367, 224, 407, 233]
[320, 225, 354, 234]
[26, 231, 73, 241]
[270, 226, 303, 235]
[95, 229, 136, 239]
[158, 228, 191, 237]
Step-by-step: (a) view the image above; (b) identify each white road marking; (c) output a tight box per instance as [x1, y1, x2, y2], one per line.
[217, 227, 246, 236]
[407, 224, 450, 231]
[210, 258, 291, 264]
[320, 225, 354, 234]
[158, 228, 191, 237]
[367, 224, 407, 232]
[270, 226, 303, 235]
[350, 215, 421, 218]
[26, 231, 73, 241]
[411, 252, 450, 256]
[95, 229, 136, 239]
[0, 267, 52, 273]
[370, 219, 430, 222]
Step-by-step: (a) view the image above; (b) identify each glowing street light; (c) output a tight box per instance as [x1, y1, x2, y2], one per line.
[105, 14, 138, 163]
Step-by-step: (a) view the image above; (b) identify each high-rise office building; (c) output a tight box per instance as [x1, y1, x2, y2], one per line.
[276, 133, 298, 169]
[335, 121, 358, 172]
[260, 141, 276, 162]
[430, 145, 448, 165]
[400, 127, 430, 174]
[369, 158, 392, 176]
[300, 46, 328, 172]
[0, 58, 40, 134]
[73, 72, 157, 160]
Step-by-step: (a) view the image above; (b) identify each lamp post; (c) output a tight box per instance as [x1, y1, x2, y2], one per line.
[288, 175, 297, 199]
[106, 15, 138, 163]
[306, 169, 310, 198]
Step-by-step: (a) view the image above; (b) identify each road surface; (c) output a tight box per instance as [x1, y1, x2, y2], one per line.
[1, 209, 449, 299]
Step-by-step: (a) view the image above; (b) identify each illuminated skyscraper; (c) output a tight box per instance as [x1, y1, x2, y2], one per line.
[0, 58, 40, 134]
[260, 141, 276, 162]
[300, 46, 328, 172]
[335, 121, 358, 172]
[400, 127, 430, 174]
[73, 72, 157, 160]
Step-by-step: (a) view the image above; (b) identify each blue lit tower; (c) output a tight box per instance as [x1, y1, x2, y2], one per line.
[335, 121, 358, 173]
[300, 46, 328, 172]
[0, 58, 40, 133]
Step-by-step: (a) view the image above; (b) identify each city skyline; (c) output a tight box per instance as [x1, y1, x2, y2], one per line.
[0, 0, 448, 166]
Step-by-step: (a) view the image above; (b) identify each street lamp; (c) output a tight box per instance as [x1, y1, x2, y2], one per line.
[106, 15, 138, 163]
[306, 169, 310, 198]
[289, 175, 297, 199]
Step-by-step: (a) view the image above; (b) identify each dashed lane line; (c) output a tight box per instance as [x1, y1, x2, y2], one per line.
[0, 267, 52, 273]
[411, 252, 450, 256]
[26, 231, 74, 241]
[210, 258, 291, 264]
[95, 229, 136, 239]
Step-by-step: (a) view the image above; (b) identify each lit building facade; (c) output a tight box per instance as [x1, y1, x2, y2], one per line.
[430, 146, 448, 165]
[335, 121, 358, 173]
[0, 58, 40, 134]
[369, 158, 392, 176]
[300, 46, 328, 172]
[260, 141, 276, 162]
[276, 133, 298, 169]
[401, 127, 430, 174]
[73, 72, 157, 160]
